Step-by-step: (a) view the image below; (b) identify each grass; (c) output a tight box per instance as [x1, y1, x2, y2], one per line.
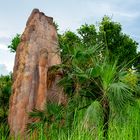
[0, 100, 140, 140]
[108, 100, 140, 140]
[0, 123, 9, 140]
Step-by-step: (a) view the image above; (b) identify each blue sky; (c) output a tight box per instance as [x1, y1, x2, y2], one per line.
[0, 0, 140, 75]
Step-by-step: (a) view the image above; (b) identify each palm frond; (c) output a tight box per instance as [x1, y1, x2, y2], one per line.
[28, 108, 46, 120]
[100, 59, 118, 91]
[27, 121, 44, 134]
[108, 82, 135, 112]
[84, 101, 103, 129]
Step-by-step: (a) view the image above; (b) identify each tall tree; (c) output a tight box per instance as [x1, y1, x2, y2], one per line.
[77, 24, 97, 47]
[99, 16, 138, 66]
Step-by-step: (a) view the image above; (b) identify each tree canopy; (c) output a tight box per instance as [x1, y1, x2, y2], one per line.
[59, 16, 138, 68]
[98, 16, 138, 66]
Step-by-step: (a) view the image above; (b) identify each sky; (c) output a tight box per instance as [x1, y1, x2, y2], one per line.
[0, 0, 140, 75]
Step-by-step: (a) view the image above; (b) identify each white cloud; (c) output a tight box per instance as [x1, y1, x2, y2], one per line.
[0, 44, 9, 51]
[0, 64, 9, 75]
[0, 48, 15, 72]
[114, 11, 140, 19]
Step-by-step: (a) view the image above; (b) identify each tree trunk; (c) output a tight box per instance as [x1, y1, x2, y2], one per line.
[101, 98, 110, 139]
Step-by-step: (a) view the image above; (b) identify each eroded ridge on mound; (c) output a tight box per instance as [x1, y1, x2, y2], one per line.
[8, 9, 66, 137]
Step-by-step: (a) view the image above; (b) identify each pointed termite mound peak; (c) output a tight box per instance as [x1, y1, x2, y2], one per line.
[8, 9, 66, 137]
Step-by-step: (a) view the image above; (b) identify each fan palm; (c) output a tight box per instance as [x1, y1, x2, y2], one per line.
[58, 43, 138, 138]
[27, 102, 64, 136]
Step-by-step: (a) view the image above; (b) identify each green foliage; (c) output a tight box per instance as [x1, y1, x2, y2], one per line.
[0, 75, 11, 139]
[3, 16, 140, 139]
[134, 52, 140, 72]
[108, 100, 140, 140]
[58, 31, 81, 64]
[99, 16, 138, 66]
[8, 34, 21, 52]
[0, 123, 10, 140]
[57, 17, 139, 138]
[59, 16, 138, 68]
[0, 74, 12, 123]
[108, 82, 134, 111]
[77, 24, 97, 47]
[21, 100, 140, 140]
[53, 21, 59, 31]
[27, 103, 64, 134]
[1, 103, 140, 140]
[84, 101, 103, 129]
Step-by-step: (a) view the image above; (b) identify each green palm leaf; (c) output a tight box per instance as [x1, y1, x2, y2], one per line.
[108, 82, 134, 112]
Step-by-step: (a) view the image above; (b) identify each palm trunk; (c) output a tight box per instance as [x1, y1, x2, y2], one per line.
[101, 98, 110, 139]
